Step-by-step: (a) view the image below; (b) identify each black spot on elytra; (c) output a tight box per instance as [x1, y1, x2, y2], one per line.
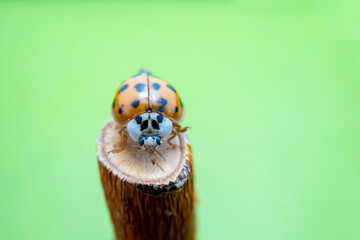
[158, 106, 165, 112]
[166, 84, 176, 93]
[135, 116, 142, 124]
[174, 106, 178, 113]
[118, 104, 124, 114]
[152, 120, 160, 130]
[112, 99, 115, 108]
[134, 83, 146, 92]
[157, 114, 164, 123]
[119, 84, 128, 93]
[152, 83, 160, 90]
[157, 98, 168, 106]
[141, 120, 148, 131]
[131, 100, 140, 108]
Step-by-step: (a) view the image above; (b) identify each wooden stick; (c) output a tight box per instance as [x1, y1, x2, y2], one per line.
[97, 120, 196, 240]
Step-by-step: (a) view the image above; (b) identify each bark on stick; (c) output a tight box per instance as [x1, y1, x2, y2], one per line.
[97, 120, 196, 240]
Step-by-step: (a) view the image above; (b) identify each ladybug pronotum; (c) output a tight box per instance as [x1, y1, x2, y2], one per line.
[110, 69, 188, 164]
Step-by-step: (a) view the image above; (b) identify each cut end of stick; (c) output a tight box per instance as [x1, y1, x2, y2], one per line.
[97, 120, 192, 195]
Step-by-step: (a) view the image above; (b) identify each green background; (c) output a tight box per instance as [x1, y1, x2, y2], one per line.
[1, 1, 359, 239]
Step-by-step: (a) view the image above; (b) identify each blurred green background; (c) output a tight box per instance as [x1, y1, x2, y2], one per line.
[1, 0, 359, 239]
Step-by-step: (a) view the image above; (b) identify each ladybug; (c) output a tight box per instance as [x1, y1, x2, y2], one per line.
[110, 69, 189, 164]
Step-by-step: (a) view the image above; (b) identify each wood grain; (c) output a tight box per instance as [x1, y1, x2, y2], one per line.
[97, 120, 196, 240]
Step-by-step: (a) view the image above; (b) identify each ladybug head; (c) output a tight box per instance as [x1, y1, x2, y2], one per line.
[126, 112, 173, 149]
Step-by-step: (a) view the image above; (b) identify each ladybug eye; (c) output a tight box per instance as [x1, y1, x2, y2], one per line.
[156, 136, 161, 145]
[139, 137, 145, 146]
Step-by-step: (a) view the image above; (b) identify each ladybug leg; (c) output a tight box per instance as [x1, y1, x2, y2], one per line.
[133, 145, 145, 150]
[108, 149, 123, 154]
[108, 128, 128, 154]
[173, 123, 190, 133]
[166, 129, 177, 149]
[156, 146, 169, 150]
[166, 123, 190, 148]
[178, 126, 190, 132]
[151, 152, 156, 165]
[119, 129, 128, 151]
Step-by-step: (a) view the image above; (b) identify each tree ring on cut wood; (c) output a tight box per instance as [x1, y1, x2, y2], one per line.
[97, 120, 192, 195]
